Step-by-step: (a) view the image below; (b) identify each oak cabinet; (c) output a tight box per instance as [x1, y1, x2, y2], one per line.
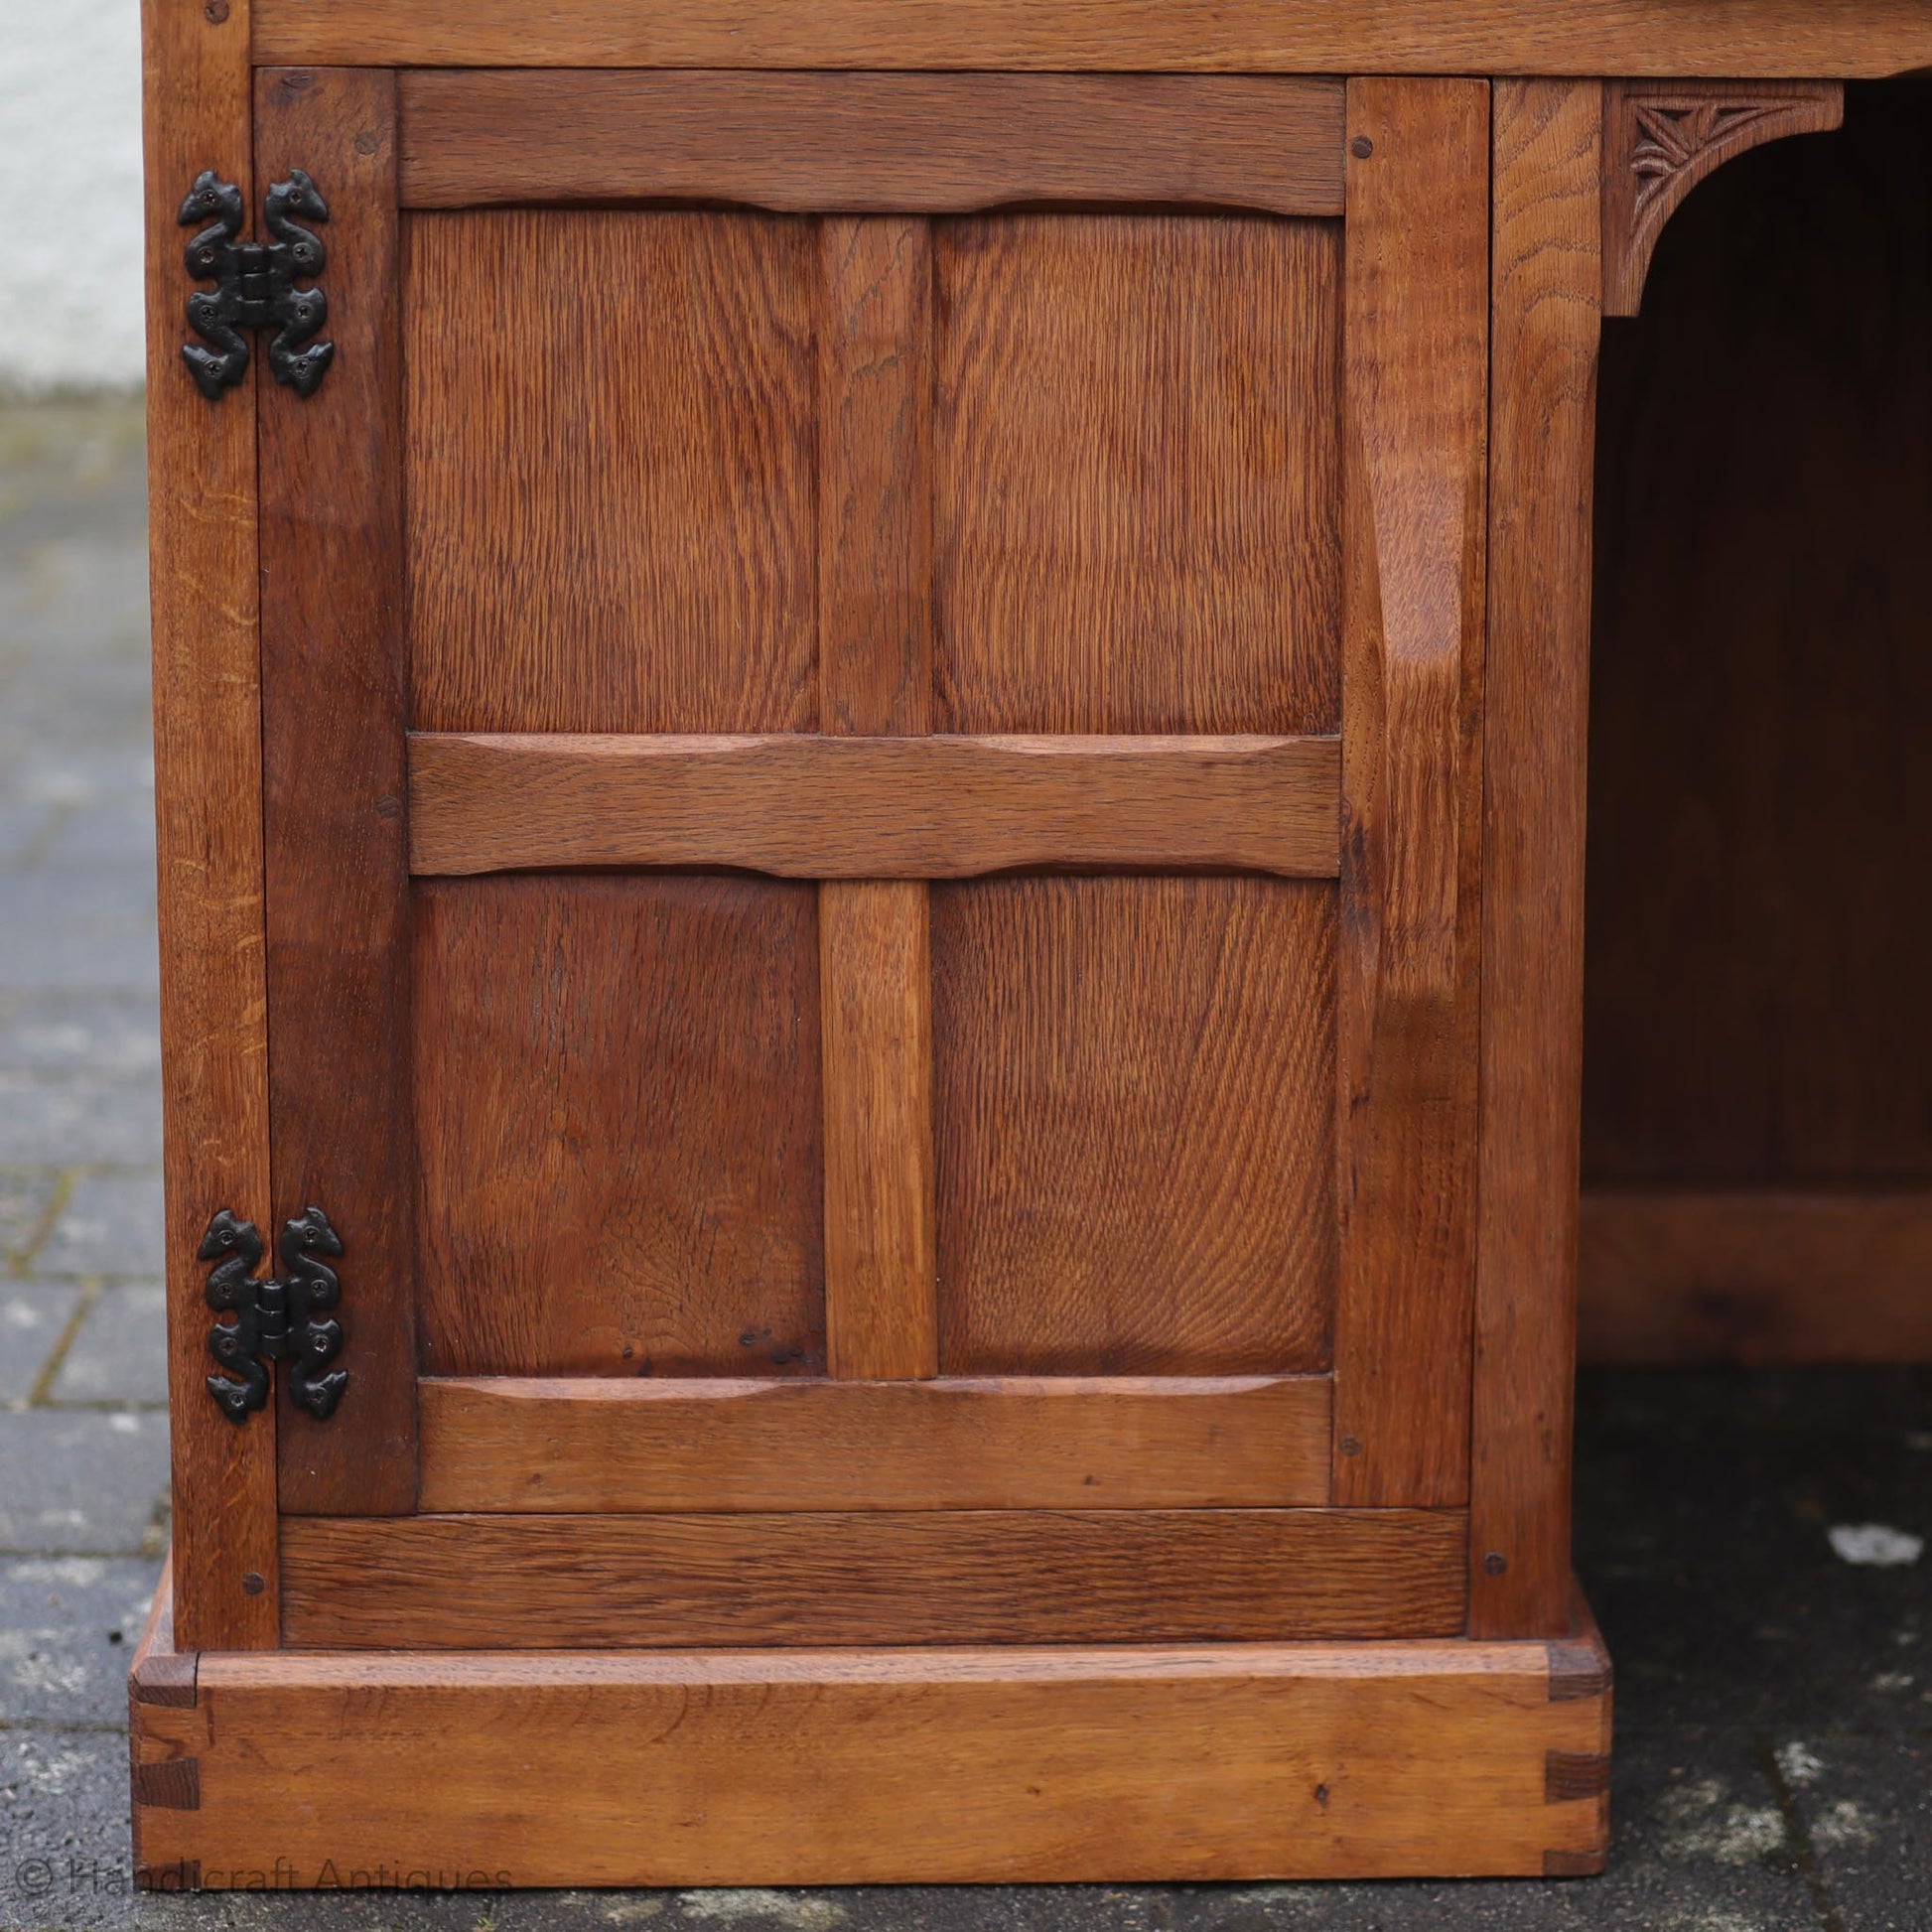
[133, 0, 1884, 1888]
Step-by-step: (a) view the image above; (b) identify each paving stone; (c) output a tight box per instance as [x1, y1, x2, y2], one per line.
[0, 873, 156, 995]
[0, 1079, 160, 1168]
[0, 1725, 138, 1932]
[0, 997, 161, 1079]
[34, 1175, 163, 1282]
[0, 1412, 168, 1557]
[46, 1290, 165, 1407]
[1786, 1734, 1932, 1932]
[0, 1173, 59, 1268]
[0, 1557, 158, 1727]
[0, 1286, 82, 1405]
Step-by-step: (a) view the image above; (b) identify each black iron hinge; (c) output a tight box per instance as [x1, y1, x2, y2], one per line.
[199, 1208, 348, 1423]
[178, 169, 334, 400]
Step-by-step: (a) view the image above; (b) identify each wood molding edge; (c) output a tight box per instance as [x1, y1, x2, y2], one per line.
[1601, 79, 1844, 317]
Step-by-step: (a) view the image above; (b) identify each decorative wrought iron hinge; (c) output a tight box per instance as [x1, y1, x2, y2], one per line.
[199, 1207, 349, 1423]
[178, 169, 335, 400]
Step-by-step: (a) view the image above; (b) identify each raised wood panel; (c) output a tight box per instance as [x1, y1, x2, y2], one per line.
[411, 877, 824, 1380]
[279, 1509, 1467, 1647]
[1580, 1190, 1932, 1365]
[1330, 78, 1489, 1510]
[252, 0, 1932, 79]
[1471, 81, 1601, 1636]
[399, 72, 1346, 215]
[406, 209, 817, 735]
[256, 69, 416, 1515]
[407, 733, 1342, 879]
[134, 1569, 1612, 1885]
[142, 0, 277, 1649]
[416, 1376, 1334, 1511]
[934, 213, 1340, 736]
[933, 877, 1336, 1376]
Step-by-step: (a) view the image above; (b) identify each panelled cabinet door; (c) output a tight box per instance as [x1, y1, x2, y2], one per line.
[251, 69, 1488, 1649]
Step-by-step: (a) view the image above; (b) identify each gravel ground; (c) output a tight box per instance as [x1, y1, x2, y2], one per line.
[0, 397, 1925, 1931]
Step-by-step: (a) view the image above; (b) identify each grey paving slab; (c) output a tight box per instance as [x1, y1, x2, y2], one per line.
[0, 1289, 82, 1406]
[0, 1175, 59, 1269]
[0, 1081, 160, 1169]
[45, 1291, 165, 1408]
[0, 1725, 138, 1932]
[0, 873, 156, 995]
[1786, 1735, 1932, 1932]
[0, 1558, 158, 1727]
[33, 1178, 163, 1283]
[0, 999, 161, 1080]
[0, 1412, 168, 1558]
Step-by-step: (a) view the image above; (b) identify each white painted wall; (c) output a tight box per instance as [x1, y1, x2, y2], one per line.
[0, 0, 146, 392]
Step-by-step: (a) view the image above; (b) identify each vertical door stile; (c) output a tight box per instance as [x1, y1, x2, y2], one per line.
[816, 216, 940, 1380]
[256, 68, 418, 1512]
[145, 0, 277, 1650]
[1332, 78, 1491, 1510]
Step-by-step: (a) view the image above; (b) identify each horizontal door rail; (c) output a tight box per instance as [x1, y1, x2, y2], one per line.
[416, 1374, 1334, 1513]
[408, 731, 1342, 879]
[281, 1506, 1467, 1648]
[397, 72, 1346, 214]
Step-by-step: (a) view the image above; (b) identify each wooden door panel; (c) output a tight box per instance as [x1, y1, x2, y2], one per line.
[934, 213, 1342, 736]
[406, 209, 819, 734]
[413, 875, 825, 1377]
[933, 876, 1337, 1375]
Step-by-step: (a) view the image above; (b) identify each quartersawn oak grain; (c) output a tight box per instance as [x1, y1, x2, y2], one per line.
[412, 876, 825, 1378]
[934, 876, 1336, 1376]
[133, 1564, 1613, 1885]
[253, 0, 1932, 79]
[1331, 78, 1488, 1510]
[407, 733, 1342, 879]
[935, 212, 1340, 737]
[256, 67, 417, 1515]
[142, 0, 277, 1649]
[399, 71, 1346, 216]
[279, 1509, 1468, 1648]
[416, 1375, 1334, 1512]
[406, 209, 818, 736]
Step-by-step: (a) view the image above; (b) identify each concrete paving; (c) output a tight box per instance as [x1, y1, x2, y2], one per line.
[0, 397, 1925, 1930]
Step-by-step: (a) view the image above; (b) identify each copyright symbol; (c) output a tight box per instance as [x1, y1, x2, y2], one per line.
[16, 1860, 55, 1896]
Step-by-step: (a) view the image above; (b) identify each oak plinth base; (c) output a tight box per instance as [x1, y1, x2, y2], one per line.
[131, 1557, 1611, 1888]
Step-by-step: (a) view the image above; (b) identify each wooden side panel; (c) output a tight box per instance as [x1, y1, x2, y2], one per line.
[934, 212, 1340, 736]
[1331, 79, 1489, 1509]
[133, 1572, 1612, 1886]
[412, 877, 824, 1377]
[256, 69, 414, 1515]
[279, 1509, 1468, 1647]
[416, 1376, 1335, 1511]
[251, 0, 1932, 80]
[1471, 81, 1601, 1635]
[1581, 1190, 1932, 1365]
[406, 209, 818, 735]
[399, 72, 1347, 216]
[817, 215, 936, 1381]
[934, 878, 1336, 1376]
[405, 732, 1343, 879]
[142, 0, 277, 1648]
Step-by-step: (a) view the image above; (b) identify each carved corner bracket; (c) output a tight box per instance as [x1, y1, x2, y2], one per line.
[1601, 80, 1844, 319]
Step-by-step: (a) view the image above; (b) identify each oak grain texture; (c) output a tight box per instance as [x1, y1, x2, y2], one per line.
[400, 72, 1346, 216]
[253, 0, 1932, 78]
[133, 1563, 1612, 1885]
[1581, 1190, 1932, 1365]
[406, 209, 817, 735]
[815, 214, 938, 1379]
[142, 0, 277, 1649]
[1600, 81, 1844, 318]
[933, 876, 1336, 1376]
[256, 69, 415, 1515]
[1470, 81, 1600, 1637]
[416, 1375, 1335, 1512]
[407, 732, 1343, 879]
[1585, 83, 1932, 1198]
[1331, 79, 1489, 1510]
[412, 876, 825, 1378]
[279, 1508, 1467, 1648]
[934, 212, 1340, 737]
